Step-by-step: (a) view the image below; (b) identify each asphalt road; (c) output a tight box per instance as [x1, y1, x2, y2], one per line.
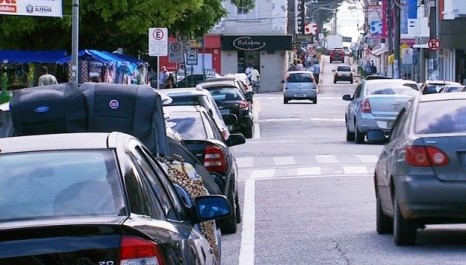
[220, 56, 466, 265]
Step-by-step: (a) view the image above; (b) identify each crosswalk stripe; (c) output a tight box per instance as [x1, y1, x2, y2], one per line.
[343, 166, 369, 174]
[273, 156, 295, 166]
[356, 155, 379, 163]
[251, 169, 276, 179]
[297, 167, 321, 176]
[315, 155, 339, 164]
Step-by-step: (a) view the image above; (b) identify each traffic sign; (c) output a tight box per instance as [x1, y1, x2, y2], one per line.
[148, 28, 168, 56]
[186, 50, 198, 65]
[176, 33, 190, 44]
[169, 41, 183, 63]
[428, 38, 440, 51]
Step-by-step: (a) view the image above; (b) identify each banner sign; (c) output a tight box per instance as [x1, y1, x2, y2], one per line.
[295, 0, 305, 35]
[0, 0, 63, 17]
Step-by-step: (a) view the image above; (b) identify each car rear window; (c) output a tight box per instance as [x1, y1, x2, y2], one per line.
[287, 73, 314, 83]
[205, 87, 244, 102]
[166, 94, 201, 106]
[0, 150, 124, 221]
[337, 66, 351, 72]
[166, 112, 207, 139]
[367, 85, 420, 96]
[416, 100, 466, 134]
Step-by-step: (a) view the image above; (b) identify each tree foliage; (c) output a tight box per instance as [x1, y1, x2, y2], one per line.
[306, 0, 345, 36]
[0, 0, 226, 55]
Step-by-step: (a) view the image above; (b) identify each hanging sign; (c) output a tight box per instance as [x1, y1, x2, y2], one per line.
[0, 0, 63, 17]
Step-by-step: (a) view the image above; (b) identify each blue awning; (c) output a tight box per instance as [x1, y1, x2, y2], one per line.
[0, 50, 68, 64]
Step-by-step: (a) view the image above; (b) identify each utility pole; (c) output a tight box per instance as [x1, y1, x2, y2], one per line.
[428, 0, 439, 79]
[393, 0, 400, 79]
[71, 0, 79, 84]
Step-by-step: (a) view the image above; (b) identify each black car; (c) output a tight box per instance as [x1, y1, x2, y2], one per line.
[164, 105, 246, 234]
[197, 80, 254, 138]
[0, 132, 230, 264]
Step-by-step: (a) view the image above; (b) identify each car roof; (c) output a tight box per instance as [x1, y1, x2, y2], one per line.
[197, 80, 238, 88]
[420, 92, 466, 102]
[287, 71, 313, 74]
[365, 79, 417, 84]
[423, 80, 461, 85]
[0, 132, 128, 153]
[158, 87, 210, 95]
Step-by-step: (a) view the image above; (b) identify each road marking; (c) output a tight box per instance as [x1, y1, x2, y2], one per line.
[253, 100, 261, 139]
[273, 156, 295, 166]
[356, 155, 379, 163]
[297, 167, 321, 175]
[253, 122, 261, 139]
[315, 155, 339, 164]
[239, 179, 255, 265]
[343, 166, 369, 174]
[261, 117, 344, 122]
[236, 157, 254, 168]
[251, 169, 276, 179]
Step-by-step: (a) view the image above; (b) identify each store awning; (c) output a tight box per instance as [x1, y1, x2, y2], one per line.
[0, 50, 68, 64]
[372, 47, 389, 56]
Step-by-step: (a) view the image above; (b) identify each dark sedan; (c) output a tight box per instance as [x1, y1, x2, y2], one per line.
[197, 80, 254, 138]
[0, 132, 230, 264]
[164, 105, 246, 234]
[368, 92, 466, 246]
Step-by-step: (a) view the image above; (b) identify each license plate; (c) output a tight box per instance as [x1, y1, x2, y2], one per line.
[220, 109, 230, 115]
[294, 94, 307, 97]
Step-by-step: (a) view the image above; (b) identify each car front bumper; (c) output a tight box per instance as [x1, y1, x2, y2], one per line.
[394, 174, 466, 221]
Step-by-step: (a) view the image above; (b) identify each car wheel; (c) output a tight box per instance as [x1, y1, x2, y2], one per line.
[242, 125, 253, 139]
[354, 123, 365, 144]
[346, 123, 355, 141]
[313, 97, 317, 104]
[284, 97, 288, 104]
[376, 193, 393, 234]
[394, 195, 417, 246]
[350, 79, 353, 84]
[334, 79, 337, 84]
[235, 191, 242, 223]
[218, 190, 238, 234]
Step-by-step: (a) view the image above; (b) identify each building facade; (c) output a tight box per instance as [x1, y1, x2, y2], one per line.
[210, 0, 292, 92]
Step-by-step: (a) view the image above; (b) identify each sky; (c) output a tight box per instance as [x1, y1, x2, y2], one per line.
[325, 1, 365, 43]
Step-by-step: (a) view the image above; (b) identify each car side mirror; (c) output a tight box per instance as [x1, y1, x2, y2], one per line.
[342, 94, 353, 101]
[366, 130, 388, 144]
[226, 133, 246, 147]
[222, 113, 237, 126]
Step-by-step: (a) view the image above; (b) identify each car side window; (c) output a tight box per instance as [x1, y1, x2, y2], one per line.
[388, 107, 409, 142]
[353, 84, 363, 99]
[132, 147, 179, 220]
[203, 111, 223, 141]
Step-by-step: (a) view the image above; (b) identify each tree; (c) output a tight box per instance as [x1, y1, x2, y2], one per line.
[0, 0, 226, 55]
[306, 0, 344, 36]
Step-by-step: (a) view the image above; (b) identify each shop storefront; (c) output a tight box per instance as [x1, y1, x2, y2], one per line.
[221, 35, 292, 92]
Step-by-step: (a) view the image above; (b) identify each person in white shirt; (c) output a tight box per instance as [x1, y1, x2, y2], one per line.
[245, 64, 253, 81]
[38, 66, 58, 86]
[295, 59, 304, 71]
[250, 66, 260, 91]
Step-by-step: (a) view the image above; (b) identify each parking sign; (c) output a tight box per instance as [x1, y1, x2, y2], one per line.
[148, 28, 168, 56]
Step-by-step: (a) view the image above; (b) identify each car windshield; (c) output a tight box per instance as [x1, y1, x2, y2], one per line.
[206, 87, 244, 102]
[166, 112, 208, 139]
[367, 86, 420, 96]
[337, 66, 351, 72]
[287, 73, 313, 83]
[416, 99, 466, 134]
[0, 150, 124, 221]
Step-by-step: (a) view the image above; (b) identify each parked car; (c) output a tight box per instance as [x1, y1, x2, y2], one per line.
[0, 132, 230, 264]
[342, 79, 420, 143]
[333, 64, 353, 84]
[282, 71, 318, 104]
[199, 75, 253, 102]
[158, 87, 236, 141]
[439, 84, 466, 93]
[329, 49, 345, 63]
[368, 92, 466, 246]
[164, 105, 246, 234]
[418, 80, 462, 94]
[365, 75, 393, 81]
[197, 80, 255, 138]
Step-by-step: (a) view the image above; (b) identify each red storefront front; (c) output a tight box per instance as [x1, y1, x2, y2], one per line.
[158, 34, 222, 74]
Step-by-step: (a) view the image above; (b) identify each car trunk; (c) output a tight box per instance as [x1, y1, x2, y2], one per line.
[366, 94, 414, 126]
[0, 217, 126, 264]
[421, 136, 466, 181]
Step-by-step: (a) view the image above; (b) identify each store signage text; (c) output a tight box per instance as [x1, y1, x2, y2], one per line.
[232, 37, 266, 50]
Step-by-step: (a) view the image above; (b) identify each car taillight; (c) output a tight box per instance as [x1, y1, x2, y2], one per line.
[406, 146, 449, 167]
[361, 98, 372, 113]
[204, 144, 227, 174]
[119, 236, 165, 265]
[239, 100, 249, 109]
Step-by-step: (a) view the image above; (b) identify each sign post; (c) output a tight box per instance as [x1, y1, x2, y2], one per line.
[149, 28, 168, 88]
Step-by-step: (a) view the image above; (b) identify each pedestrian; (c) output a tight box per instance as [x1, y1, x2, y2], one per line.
[159, 65, 169, 89]
[245, 64, 253, 82]
[38, 65, 58, 86]
[164, 73, 177, 89]
[90, 75, 101, 83]
[312, 60, 321, 84]
[250, 66, 260, 91]
[295, 59, 304, 71]
[364, 60, 372, 77]
[370, 61, 377, 75]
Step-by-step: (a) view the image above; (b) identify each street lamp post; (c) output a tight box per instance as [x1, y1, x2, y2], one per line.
[71, 0, 79, 84]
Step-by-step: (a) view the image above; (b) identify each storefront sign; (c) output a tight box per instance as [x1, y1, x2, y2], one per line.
[221, 35, 292, 51]
[0, 0, 62, 17]
[295, 0, 305, 35]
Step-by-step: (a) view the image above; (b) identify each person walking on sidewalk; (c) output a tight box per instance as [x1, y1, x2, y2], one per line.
[312, 59, 321, 85]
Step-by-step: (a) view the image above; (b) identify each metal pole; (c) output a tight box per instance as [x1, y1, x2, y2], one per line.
[71, 0, 79, 84]
[157, 56, 160, 88]
[394, 0, 400, 79]
[429, 0, 438, 79]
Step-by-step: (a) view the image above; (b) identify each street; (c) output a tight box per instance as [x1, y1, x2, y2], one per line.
[221, 56, 466, 265]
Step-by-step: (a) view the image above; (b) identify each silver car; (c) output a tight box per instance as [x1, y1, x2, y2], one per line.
[282, 71, 317, 104]
[368, 92, 466, 246]
[342, 79, 420, 143]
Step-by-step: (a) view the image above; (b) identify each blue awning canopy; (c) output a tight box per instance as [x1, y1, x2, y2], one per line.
[0, 50, 68, 64]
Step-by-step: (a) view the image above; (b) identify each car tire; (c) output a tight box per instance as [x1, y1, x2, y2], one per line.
[242, 125, 253, 139]
[346, 124, 355, 141]
[334, 79, 337, 84]
[354, 123, 365, 144]
[235, 191, 242, 224]
[284, 97, 288, 104]
[394, 195, 417, 246]
[350, 79, 353, 84]
[219, 190, 238, 234]
[313, 97, 317, 104]
[376, 193, 393, 234]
